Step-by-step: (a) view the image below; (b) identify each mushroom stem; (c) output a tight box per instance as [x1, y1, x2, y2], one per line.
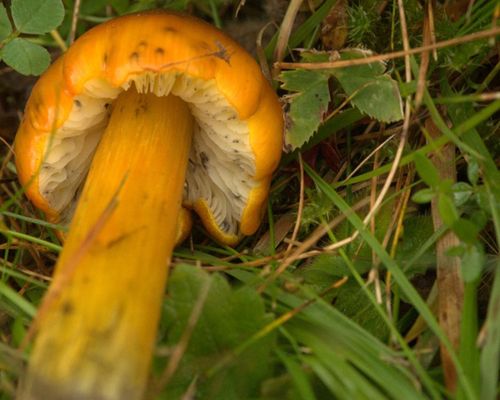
[20, 88, 194, 400]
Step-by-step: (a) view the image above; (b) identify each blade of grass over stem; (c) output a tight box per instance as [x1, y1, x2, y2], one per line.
[0, 230, 62, 252]
[0, 264, 48, 287]
[0, 280, 37, 318]
[0, 211, 66, 231]
[304, 163, 476, 399]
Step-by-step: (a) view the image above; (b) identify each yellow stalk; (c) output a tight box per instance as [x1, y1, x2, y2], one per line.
[19, 88, 194, 400]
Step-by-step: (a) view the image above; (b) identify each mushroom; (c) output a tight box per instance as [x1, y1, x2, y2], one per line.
[15, 11, 282, 400]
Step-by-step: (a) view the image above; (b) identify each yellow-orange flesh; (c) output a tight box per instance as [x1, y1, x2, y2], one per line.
[19, 88, 194, 400]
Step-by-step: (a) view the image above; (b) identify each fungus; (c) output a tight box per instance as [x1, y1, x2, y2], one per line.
[15, 11, 282, 400]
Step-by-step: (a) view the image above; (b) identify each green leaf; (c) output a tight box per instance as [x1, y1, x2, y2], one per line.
[334, 281, 390, 340]
[11, 0, 64, 34]
[396, 215, 436, 276]
[0, 4, 12, 41]
[275, 350, 317, 400]
[1, 38, 50, 76]
[157, 265, 274, 399]
[338, 49, 387, 75]
[467, 158, 480, 185]
[332, 50, 403, 122]
[451, 218, 480, 244]
[411, 188, 435, 204]
[414, 152, 440, 188]
[281, 69, 330, 149]
[110, 0, 131, 14]
[452, 182, 473, 207]
[438, 192, 459, 226]
[398, 80, 417, 98]
[461, 245, 485, 282]
[11, 316, 28, 347]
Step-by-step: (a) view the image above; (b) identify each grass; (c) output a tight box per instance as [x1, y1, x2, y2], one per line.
[1, 1, 499, 399]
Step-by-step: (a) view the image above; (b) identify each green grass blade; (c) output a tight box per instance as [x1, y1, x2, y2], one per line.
[480, 262, 500, 400]
[0, 229, 61, 252]
[275, 349, 317, 400]
[304, 163, 476, 399]
[0, 280, 36, 318]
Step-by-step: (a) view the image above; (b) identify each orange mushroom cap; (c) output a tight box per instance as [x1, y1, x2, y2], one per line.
[15, 11, 283, 245]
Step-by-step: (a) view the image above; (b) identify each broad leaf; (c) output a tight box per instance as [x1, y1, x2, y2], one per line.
[461, 244, 485, 282]
[334, 281, 390, 340]
[2, 38, 50, 76]
[414, 151, 440, 188]
[438, 192, 459, 226]
[157, 265, 275, 399]
[333, 49, 403, 122]
[0, 4, 12, 41]
[280, 69, 330, 149]
[11, 0, 64, 34]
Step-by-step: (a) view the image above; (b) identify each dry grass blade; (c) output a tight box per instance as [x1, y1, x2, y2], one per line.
[285, 153, 305, 255]
[151, 276, 212, 396]
[69, 0, 82, 45]
[273, 0, 304, 75]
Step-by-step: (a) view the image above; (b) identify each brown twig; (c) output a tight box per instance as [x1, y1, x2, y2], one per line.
[415, 1, 432, 109]
[275, 26, 500, 70]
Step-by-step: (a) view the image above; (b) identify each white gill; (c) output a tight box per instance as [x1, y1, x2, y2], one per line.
[39, 73, 256, 234]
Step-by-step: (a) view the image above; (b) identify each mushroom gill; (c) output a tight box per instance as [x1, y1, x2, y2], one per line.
[40, 73, 256, 235]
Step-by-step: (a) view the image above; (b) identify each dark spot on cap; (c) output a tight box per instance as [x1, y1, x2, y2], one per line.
[155, 47, 165, 56]
[61, 301, 74, 315]
[232, 139, 239, 144]
[163, 26, 177, 33]
[103, 53, 108, 65]
[130, 52, 139, 62]
[138, 40, 147, 49]
[74, 99, 82, 108]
